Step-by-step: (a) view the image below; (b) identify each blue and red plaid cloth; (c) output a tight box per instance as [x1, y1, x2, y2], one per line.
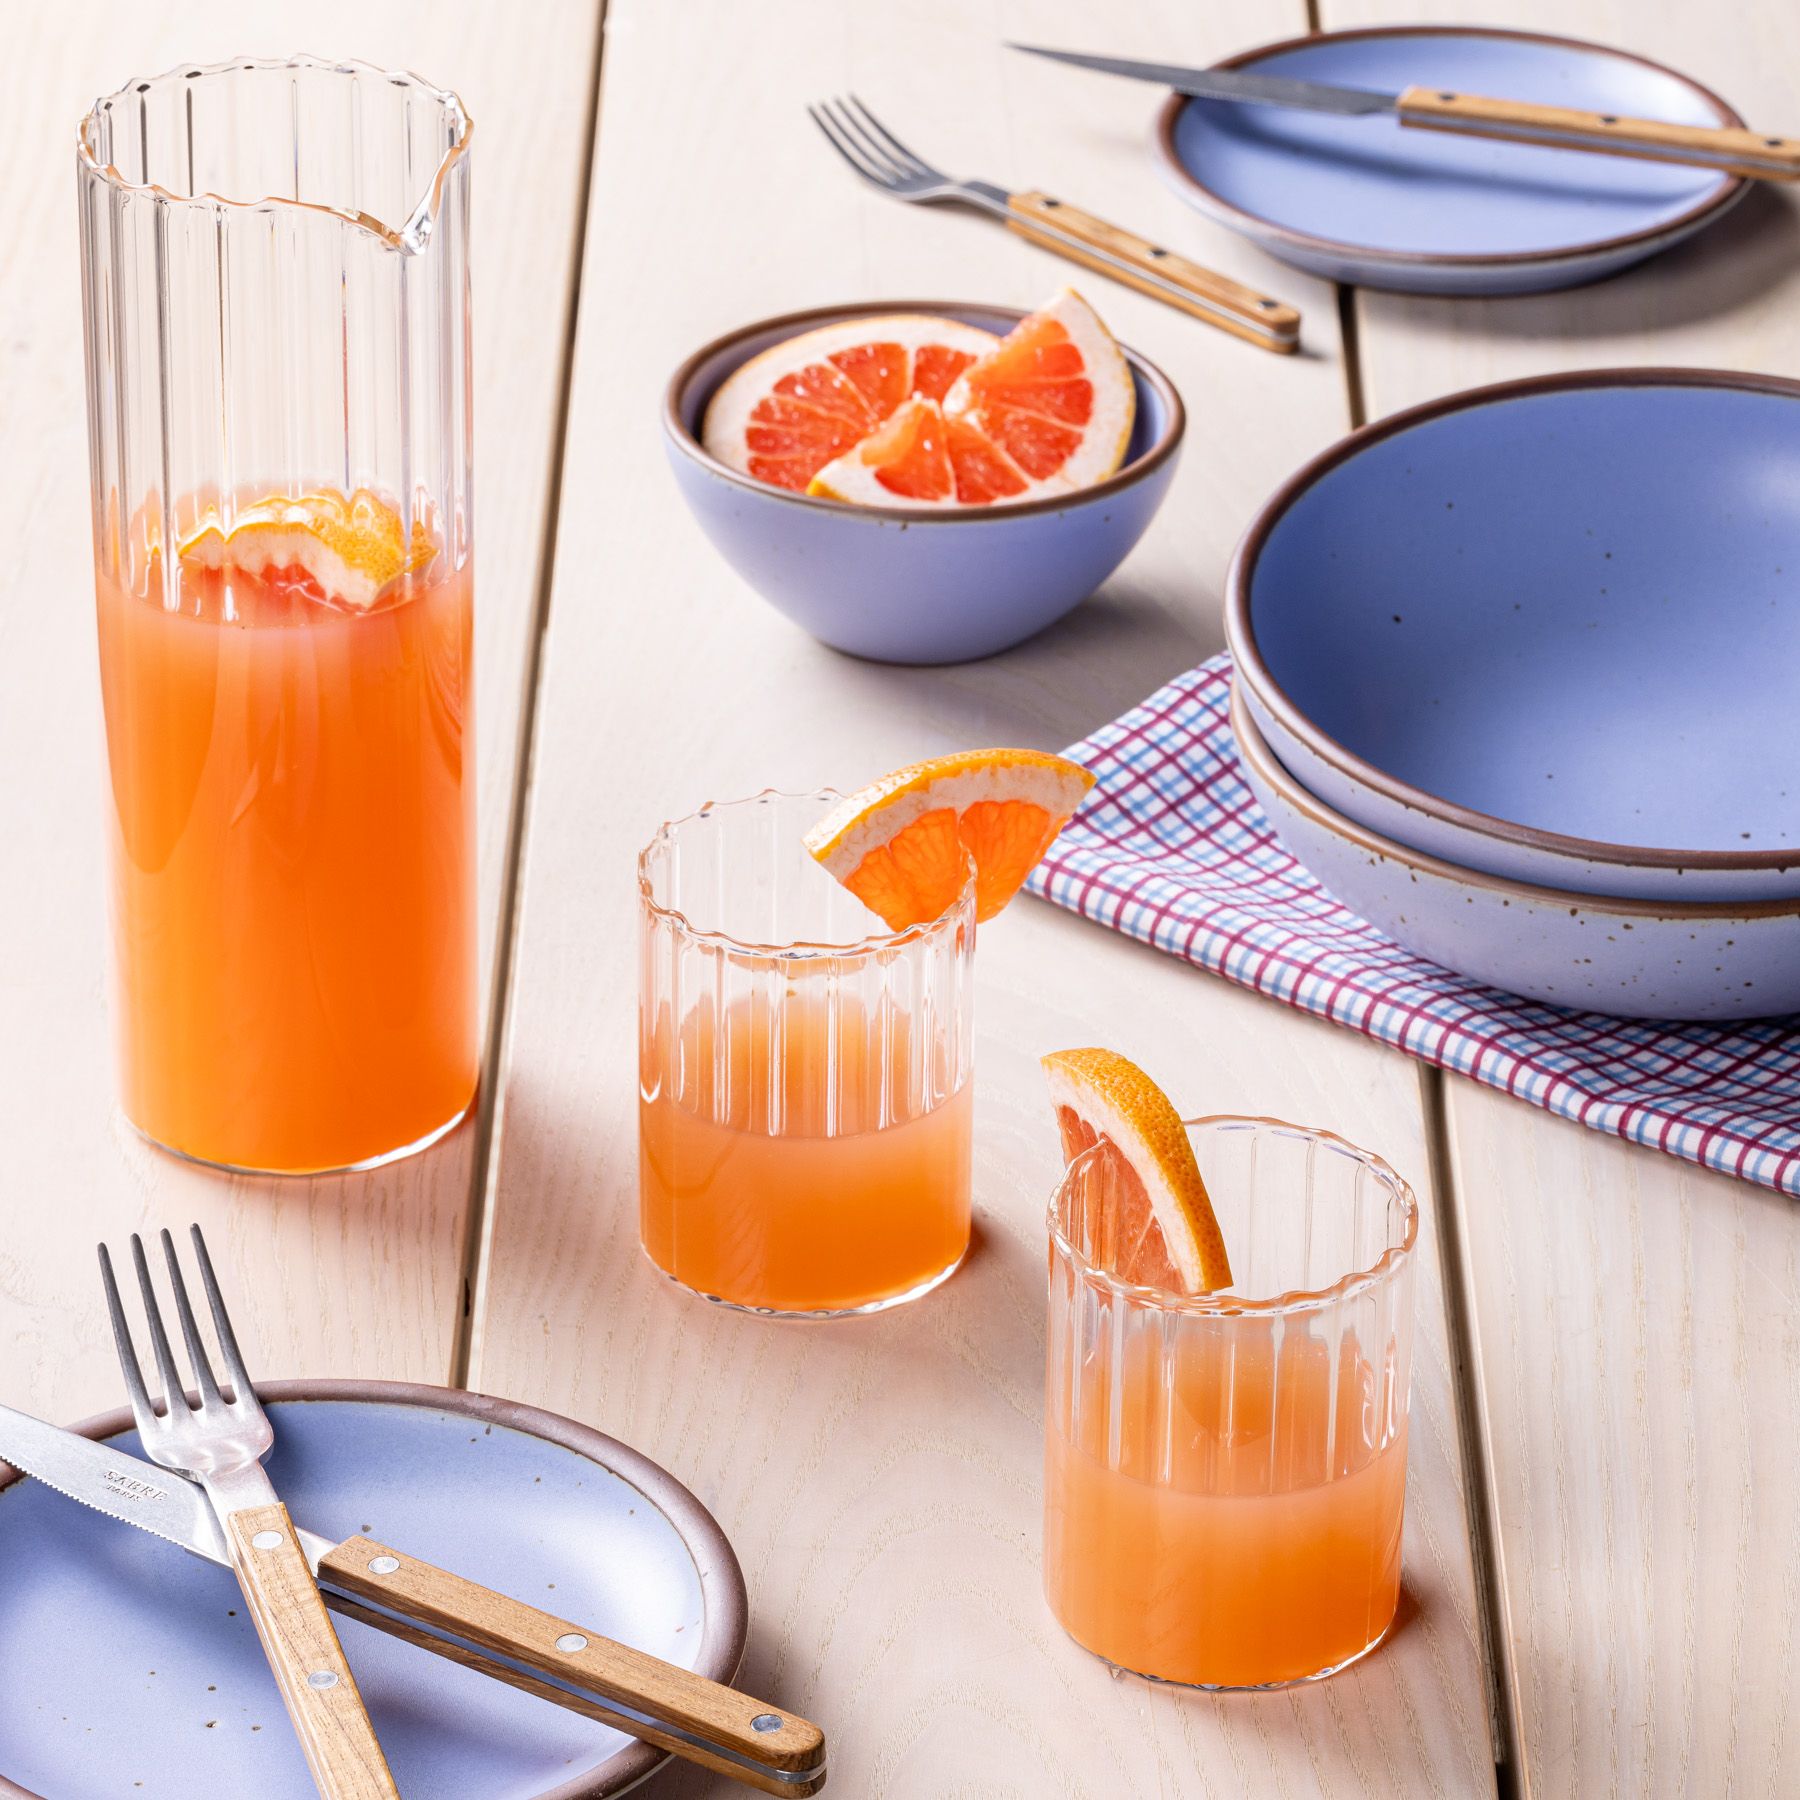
[1027, 653, 1800, 1198]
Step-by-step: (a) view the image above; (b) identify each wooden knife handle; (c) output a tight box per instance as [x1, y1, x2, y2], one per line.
[226, 1506, 400, 1799]
[1005, 189, 1300, 351]
[318, 1536, 826, 1797]
[1395, 86, 1800, 181]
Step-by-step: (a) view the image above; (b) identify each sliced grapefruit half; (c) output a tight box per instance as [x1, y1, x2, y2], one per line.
[807, 287, 1137, 509]
[805, 747, 1095, 929]
[1042, 1047, 1232, 1294]
[700, 313, 999, 493]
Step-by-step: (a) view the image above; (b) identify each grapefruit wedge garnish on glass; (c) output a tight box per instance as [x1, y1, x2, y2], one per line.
[1042, 1047, 1233, 1294]
[806, 747, 1096, 929]
[809, 287, 1136, 508]
[177, 487, 437, 612]
[700, 313, 1000, 492]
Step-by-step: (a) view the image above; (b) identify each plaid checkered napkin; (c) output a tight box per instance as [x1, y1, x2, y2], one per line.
[1026, 653, 1800, 1197]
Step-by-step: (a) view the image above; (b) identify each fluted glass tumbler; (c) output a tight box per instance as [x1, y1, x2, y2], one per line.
[1045, 1118, 1417, 1689]
[79, 57, 478, 1173]
[638, 791, 976, 1317]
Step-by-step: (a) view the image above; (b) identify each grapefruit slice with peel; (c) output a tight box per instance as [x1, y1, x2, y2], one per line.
[807, 397, 1048, 506]
[700, 313, 999, 492]
[945, 288, 1134, 492]
[806, 747, 1095, 928]
[1042, 1047, 1233, 1294]
[178, 488, 437, 612]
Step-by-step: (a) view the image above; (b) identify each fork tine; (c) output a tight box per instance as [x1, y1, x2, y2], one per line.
[189, 1223, 255, 1407]
[98, 1244, 158, 1433]
[808, 102, 889, 187]
[129, 1233, 190, 1415]
[826, 97, 912, 183]
[159, 1228, 224, 1407]
[842, 96, 939, 178]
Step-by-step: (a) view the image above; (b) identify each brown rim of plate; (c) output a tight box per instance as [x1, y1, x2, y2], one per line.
[0, 1377, 749, 1800]
[1152, 24, 1749, 270]
[1226, 365, 1800, 875]
[662, 298, 1186, 523]
[1230, 679, 1800, 921]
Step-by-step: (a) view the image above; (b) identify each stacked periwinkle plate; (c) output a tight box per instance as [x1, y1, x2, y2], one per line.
[1225, 369, 1800, 1021]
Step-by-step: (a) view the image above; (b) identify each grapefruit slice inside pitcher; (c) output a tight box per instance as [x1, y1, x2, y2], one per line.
[700, 313, 999, 491]
[805, 747, 1096, 928]
[1041, 1047, 1233, 1294]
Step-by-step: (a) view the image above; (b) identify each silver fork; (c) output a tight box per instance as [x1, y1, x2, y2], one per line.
[101, 1227, 401, 1799]
[807, 94, 1300, 352]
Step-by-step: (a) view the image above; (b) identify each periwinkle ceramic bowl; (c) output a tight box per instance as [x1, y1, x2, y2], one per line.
[1231, 684, 1800, 1022]
[1155, 26, 1747, 296]
[1228, 369, 1800, 906]
[663, 301, 1184, 664]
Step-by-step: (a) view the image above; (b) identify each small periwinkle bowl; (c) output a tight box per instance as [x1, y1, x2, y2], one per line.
[663, 301, 1184, 665]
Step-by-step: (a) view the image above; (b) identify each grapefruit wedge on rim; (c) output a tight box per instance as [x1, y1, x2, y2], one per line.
[808, 287, 1136, 509]
[805, 747, 1095, 929]
[1042, 1047, 1233, 1294]
[700, 313, 999, 493]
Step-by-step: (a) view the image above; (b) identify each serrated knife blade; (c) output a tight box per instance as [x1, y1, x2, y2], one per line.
[0, 1399, 235, 1561]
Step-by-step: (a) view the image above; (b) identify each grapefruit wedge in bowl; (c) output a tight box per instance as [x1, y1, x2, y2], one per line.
[664, 296, 1184, 662]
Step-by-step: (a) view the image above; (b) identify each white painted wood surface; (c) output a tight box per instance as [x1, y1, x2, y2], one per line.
[470, 1, 1494, 1792]
[0, 2, 598, 1420]
[1321, 3, 1800, 1793]
[2, 0, 1791, 1792]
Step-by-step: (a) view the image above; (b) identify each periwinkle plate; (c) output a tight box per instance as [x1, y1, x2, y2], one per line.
[1156, 27, 1747, 294]
[0, 1382, 745, 1800]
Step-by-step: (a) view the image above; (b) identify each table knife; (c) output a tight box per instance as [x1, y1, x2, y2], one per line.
[0, 1404, 826, 1797]
[1011, 43, 1800, 182]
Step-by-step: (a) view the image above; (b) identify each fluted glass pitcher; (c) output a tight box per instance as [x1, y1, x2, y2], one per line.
[78, 57, 477, 1174]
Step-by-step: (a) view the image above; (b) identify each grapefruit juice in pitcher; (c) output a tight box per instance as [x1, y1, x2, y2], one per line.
[79, 58, 477, 1172]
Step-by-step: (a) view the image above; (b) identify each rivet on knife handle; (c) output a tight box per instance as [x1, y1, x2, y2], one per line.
[227, 1506, 401, 1799]
[1004, 189, 1301, 352]
[318, 1536, 827, 1796]
[1394, 87, 1800, 181]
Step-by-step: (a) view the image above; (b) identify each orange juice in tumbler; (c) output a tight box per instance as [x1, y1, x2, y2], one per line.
[96, 526, 477, 1173]
[638, 789, 977, 1317]
[1042, 1106, 1418, 1689]
[640, 988, 973, 1312]
[1045, 1322, 1407, 1687]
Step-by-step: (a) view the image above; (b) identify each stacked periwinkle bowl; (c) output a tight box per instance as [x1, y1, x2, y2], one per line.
[1225, 369, 1800, 1021]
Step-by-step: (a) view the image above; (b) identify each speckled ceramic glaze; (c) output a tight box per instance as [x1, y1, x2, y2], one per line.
[1232, 686, 1800, 1021]
[663, 301, 1183, 664]
[0, 1383, 746, 1800]
[1228, 370, 1800, 905]
[1155, 27, 1747, 295]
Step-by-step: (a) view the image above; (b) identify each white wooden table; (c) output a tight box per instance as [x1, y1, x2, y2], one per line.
[4, 3, 1796, 1794]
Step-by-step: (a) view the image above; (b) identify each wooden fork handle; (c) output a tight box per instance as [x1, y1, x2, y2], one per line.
[1004, 189, 1300, 352]
[225, 1506, 401, 1799]
[1395, 87, 1800, 181]
[319, 1536, 826, 1796]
